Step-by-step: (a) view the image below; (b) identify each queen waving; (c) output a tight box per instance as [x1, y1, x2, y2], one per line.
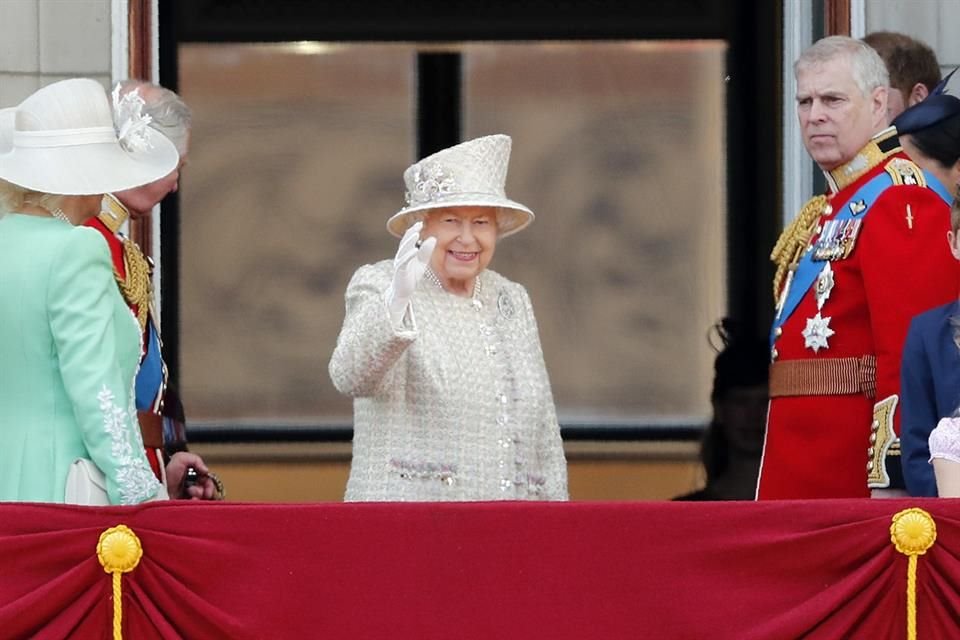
[330, 134, 568, 502]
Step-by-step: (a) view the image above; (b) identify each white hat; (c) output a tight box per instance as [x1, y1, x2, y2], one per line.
[0, 107, 14, 154]
[387, 134, 534, 238]
[0, 78, 179, 195]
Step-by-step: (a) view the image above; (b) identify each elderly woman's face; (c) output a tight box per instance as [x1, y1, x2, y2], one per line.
[422, 206, 498, 287]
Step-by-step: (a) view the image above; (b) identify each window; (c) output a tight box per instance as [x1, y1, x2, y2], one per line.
[177, 40, 726, 429]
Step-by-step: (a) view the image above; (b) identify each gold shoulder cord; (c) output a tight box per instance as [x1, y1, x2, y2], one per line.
[770, 194, 827, 302]
[116, 238, 152, 332]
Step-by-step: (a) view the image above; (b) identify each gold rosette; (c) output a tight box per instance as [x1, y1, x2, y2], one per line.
[890, 508, 937, 640]
[891, 508, 936, 556]
[97, 525, 143, 640]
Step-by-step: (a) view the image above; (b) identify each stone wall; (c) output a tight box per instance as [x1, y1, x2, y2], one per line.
[0, 0, 112, 106]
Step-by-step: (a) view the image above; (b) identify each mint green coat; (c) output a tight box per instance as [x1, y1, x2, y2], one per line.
[0, 213, 162, 504]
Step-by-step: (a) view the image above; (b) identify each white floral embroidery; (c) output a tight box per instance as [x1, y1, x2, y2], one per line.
[98, 384, 158, 504]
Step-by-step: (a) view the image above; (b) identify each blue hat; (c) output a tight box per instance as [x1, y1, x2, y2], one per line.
[893, 67, 960, 135]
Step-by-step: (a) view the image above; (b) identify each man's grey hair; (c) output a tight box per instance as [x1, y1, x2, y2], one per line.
[115, 79, 192, 156]
[795, 35, 890, 96]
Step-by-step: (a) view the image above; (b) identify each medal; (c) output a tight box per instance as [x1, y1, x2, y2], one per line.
[802, 313, 835, 353]
[815, 263, 834, 310]
[813, 218, 862, 261]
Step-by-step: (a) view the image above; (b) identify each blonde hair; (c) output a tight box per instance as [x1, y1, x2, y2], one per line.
[0, 179, 64, 214]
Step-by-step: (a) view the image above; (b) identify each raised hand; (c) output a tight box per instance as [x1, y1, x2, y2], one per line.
[385, 221, 436, 326]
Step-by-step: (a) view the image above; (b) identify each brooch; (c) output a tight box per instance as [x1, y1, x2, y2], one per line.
[497, 290, 515, 319]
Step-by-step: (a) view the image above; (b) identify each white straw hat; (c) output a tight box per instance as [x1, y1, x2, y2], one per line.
[387, 134, 534, 238]
[0, 107, 14, 154]
[0, 78, 179, 195]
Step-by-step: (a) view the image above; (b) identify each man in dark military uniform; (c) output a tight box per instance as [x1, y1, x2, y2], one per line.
[757, 36, 958, 499]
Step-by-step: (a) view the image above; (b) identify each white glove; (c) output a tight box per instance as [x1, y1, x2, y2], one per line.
[385, 221, 436, 327]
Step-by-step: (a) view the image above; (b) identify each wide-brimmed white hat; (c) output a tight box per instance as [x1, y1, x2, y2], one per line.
[387, 134, 534, 238]
[0, 107, 14, 154]
[0, 78, 178, 195]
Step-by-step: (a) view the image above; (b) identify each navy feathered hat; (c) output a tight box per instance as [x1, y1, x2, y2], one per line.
[893, 67, 960, 135]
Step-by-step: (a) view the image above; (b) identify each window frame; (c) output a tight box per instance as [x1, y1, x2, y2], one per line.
[159, 0, 781, 443]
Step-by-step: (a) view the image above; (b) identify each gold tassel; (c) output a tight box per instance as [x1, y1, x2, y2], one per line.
[97, 525, 143, 640]
[770, 194, 828, 303]
[890, 508, 937, 640]
[115, 238, 152, 332]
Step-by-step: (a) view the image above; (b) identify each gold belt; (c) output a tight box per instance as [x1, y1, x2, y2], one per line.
[769, 355, 876, 398]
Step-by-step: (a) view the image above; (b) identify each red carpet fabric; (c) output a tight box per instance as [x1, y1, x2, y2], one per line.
[0, 499, 958, 639]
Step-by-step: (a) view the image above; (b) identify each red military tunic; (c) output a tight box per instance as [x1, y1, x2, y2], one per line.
[758, 129, 959, 499]
[85, 195, 168, 480]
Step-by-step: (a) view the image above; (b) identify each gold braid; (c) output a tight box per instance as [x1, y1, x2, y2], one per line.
[115, 238, 152, 332]
[770, 194, 828, 302]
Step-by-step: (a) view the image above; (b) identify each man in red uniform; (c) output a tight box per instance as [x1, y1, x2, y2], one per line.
[757, 36, 958, 499]
[86, 81, 220, 499]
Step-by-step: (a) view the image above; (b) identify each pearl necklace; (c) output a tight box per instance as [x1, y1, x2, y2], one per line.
[424, 267, 483, 310]
[50, 208, 72, 225]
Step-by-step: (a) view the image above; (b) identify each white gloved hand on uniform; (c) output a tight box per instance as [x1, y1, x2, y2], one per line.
[385, 221, 436, 327]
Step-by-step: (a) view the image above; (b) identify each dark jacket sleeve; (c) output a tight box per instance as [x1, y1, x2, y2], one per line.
[900, 313, 940, 497]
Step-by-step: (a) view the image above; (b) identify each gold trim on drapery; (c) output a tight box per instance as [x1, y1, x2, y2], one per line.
[891, 508, 937, 640]
[97, 525, 143, 640]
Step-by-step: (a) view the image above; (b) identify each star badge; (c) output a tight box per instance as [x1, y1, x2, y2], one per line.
[802, 313, 835, 353]
[815, 263, 835, 310]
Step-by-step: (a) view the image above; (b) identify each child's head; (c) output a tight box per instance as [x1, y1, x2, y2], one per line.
[952, 194, 960, 234]
[948, 195, 960, 260]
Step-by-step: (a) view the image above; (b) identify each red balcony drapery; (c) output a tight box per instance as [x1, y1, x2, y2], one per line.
[1, 499, 959, 639]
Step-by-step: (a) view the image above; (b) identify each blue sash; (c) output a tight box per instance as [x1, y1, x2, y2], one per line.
[771, 172, 893, 343]
[924, 171, 952, 206]
[135, 322, 164, 411]
[771, 168, 953, 344]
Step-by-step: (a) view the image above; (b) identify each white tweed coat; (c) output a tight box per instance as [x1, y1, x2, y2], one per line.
[330, 260, 568, 501]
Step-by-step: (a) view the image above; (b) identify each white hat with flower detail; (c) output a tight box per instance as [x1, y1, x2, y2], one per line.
[0, 78, 178, 196]
[386, 134, 534, 238]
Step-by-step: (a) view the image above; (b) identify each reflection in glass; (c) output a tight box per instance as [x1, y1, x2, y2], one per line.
[176, 40, 726, 427]
[464, 42, 727, 422]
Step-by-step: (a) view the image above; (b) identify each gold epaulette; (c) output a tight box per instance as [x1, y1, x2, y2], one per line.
[98, 194, 130, 234]
[116, 238, 153, 332]
[98, 194, 151, 330]
[884, 157, 927, 188]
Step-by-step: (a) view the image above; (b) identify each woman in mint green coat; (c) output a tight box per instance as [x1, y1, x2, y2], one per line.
[0, 79, 198, 504]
